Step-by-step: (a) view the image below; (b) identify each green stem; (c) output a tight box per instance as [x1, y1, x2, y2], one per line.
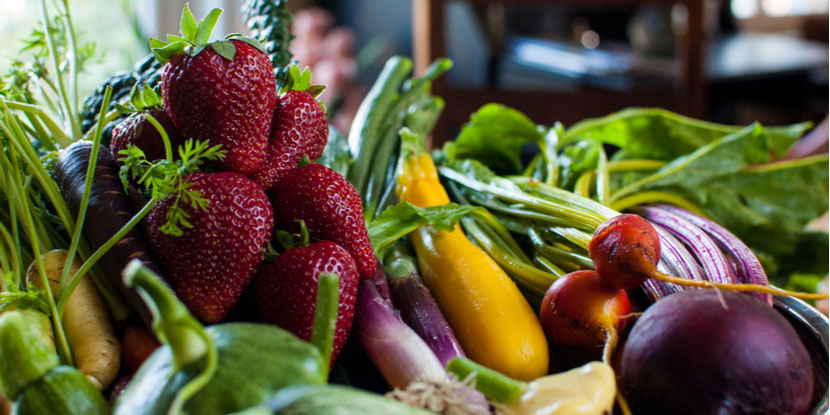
[743, 153, 829, 173]
[574, 170, 593, 198]
[310, 273, 340, 377]
[541, 126, 560, 186]
[0, 98, 71, 149]
[5, 136, 73, 366]
[446, 357, 526, 404]
[83, 109, 122, 142]
[527, 228, 593, 269]
[39, 0, 76, 138]
[596, 145, 610, 205]
[461, 217, 555, 295]
[609, 191, 706, 216]
[122, 260, 217, 415]
[144, 113, 174, 162]
[0, 106, 76, 234]
[607, 159, 667, 172]
[0, 223, 19, 279]
[57, 197, 157, 315]
[60, 87, 111, 293]
[441, 168, 605, 232]
[59, 0, 81, 138]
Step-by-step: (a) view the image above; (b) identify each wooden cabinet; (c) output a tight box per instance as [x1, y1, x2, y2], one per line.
[413, 0, 705, 146]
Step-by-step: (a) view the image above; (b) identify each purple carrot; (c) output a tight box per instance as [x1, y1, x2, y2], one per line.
[384, 252, 466, 367]
[654, 204, 772, 305]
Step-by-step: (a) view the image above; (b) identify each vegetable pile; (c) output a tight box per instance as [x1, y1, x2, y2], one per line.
[0, 1, 828, 415]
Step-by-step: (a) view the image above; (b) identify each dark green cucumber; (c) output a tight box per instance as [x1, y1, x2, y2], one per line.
[113, 323, 326, 415]
[263, 385, 433, 415]
[13, 366, 109, 415]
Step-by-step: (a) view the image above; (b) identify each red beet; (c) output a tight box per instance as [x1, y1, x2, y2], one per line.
[619, 289, 814, 415]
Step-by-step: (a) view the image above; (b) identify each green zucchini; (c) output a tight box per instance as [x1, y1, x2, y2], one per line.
[0, 311, 58, 400]
[13, 366, 109, 415]
[114, 323, 326, 415]
[262, 385, 433, 415]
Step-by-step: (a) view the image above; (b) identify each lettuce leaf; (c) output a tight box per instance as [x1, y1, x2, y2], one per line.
[368, 201, 485, 259]
[562, 107, 811, 160]
[445, 103, 544, 175]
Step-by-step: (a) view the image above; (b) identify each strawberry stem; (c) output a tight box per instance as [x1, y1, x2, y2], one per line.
[310, 273, 340, 374]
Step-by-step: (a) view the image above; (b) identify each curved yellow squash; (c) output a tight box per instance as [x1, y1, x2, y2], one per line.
[397, 153, 548, 381]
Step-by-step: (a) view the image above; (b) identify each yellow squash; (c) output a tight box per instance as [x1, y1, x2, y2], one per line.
[397, 153, 548, 381]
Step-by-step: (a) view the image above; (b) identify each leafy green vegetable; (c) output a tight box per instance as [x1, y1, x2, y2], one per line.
[561, 107, 811, 161]
[445, 103, 545, 175]
[368, 201, 484, 259]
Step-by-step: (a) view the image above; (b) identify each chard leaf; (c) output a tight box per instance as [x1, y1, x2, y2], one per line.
[369, 202, 484, 259]
[557, 140, 602, 189]
[562, 107, 811, 161]
[446, 104, 545, 174]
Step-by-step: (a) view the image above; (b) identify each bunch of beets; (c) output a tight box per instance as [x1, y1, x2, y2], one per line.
[108, 8, 374, 365]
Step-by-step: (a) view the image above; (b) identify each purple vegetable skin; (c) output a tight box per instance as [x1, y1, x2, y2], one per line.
[654, 204, 773, 305]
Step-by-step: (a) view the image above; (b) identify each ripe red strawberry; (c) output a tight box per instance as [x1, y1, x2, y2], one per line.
[111, 109, 186, 167]
[251, 89, 328, 190]
[271, 164, 377, 280]
[146, 172, 274, 323]
[110, 84, 186, 167]
[254, 240, 359, 366]
[153, 7, 277, 175]
[250, 66, 329, 190]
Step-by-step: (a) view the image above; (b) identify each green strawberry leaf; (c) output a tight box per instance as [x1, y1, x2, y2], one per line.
[167, 35, 190, 44]
[114, 102, 135, 115]
[308, 85, 326, 99]
[209, 40, 236, 61]
[226, 34, 268, 54]
[149, 37, 167, 49]
[194, 8, 223, 45]
[152, 41, 189, 65]
[181, 4, 198, 41]
[142, 83, 162, 108]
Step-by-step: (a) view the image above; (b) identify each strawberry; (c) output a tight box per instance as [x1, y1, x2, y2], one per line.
[152, 6, 277, 175]
[110, 84, 185, 168]
[254, 240, 359, 366]
[270, 163, 377, 280]
[146, 171, 274, 323]
[251, 66, 329, 190]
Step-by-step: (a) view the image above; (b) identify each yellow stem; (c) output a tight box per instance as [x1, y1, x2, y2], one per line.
[650, 271, 829, 300]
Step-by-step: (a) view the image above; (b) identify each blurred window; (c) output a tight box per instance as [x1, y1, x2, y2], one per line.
[732, 0, 828, 18]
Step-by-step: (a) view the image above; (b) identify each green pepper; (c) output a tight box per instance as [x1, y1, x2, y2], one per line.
[0, 311, 109, 415]
[113, 261, 338, 415]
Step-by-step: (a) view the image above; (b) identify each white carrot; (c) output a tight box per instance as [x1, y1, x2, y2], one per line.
[26, 249, 120, 391]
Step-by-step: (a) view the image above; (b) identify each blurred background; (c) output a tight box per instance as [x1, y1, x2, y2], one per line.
[0, 0, 827, 142]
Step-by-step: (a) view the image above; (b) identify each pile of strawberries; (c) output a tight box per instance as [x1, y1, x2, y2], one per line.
[110, 7, 376, 365]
